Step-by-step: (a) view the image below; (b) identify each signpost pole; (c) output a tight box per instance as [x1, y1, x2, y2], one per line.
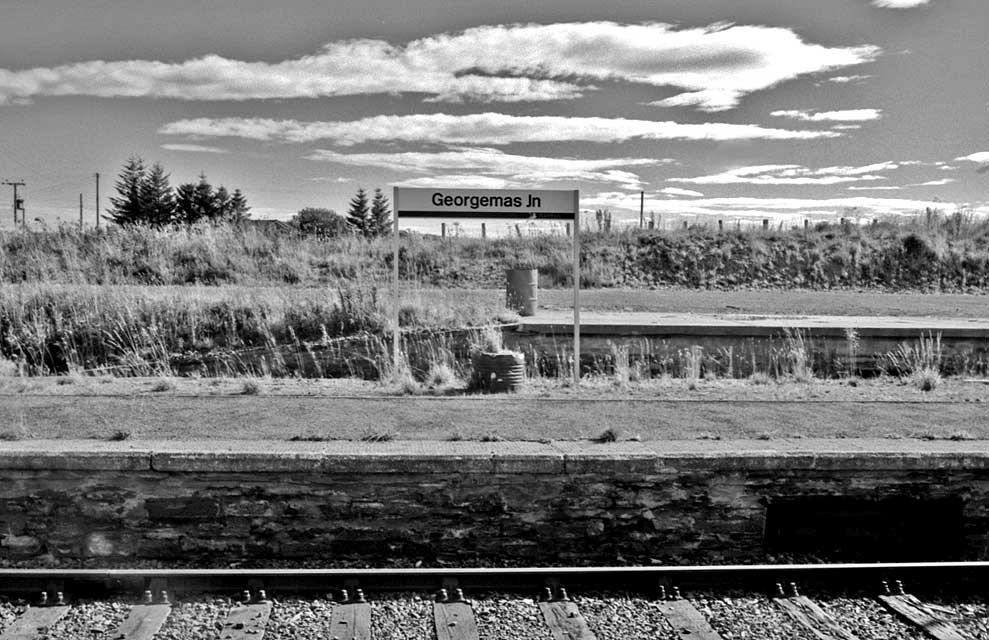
[573, 190, 580, 388]
[392, 187, 400, 378]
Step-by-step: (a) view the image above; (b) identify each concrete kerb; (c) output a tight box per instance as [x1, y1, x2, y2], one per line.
[0, 440, 987, 474]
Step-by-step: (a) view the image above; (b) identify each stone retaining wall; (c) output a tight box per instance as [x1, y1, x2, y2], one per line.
[0, 441, 986, 565]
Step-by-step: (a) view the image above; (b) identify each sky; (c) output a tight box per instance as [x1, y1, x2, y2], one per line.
[0, 0, 987, 233]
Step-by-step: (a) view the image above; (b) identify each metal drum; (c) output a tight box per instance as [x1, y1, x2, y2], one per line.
[506, 268, 538, 316]
[471, 351, 526, 393]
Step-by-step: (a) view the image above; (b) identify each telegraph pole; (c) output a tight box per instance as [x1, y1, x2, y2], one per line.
[2, 181, 25, 226]
[79, 193, 84, 231]
[94, 172, 100, 228]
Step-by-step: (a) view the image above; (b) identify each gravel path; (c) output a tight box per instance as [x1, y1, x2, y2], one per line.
[926, 596, 989, 639]
[473, 592, 552, 640]
[264, 597, 336, 640]
[35, 600, 129, 640]
[370, 592, 432, 640]
[696, 594, 815, 640]
[817, 597, 927, 640]
[577, 592, 679, 640]
[0, 601, 21, 633]
[155, 597, 231, 640]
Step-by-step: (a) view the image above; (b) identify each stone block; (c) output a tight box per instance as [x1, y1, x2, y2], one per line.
[145, 497, 222, 521]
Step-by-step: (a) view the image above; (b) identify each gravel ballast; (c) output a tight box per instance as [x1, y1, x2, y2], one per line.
[696, 594, 815, 640]
[35, 600, 129, 640]
[577, 592, 679, 640]
[370, 592, 432, 640]
[264, 597, 336, 640]
[816, 597, 927, 640]
[155, 597, 231, 640]
[473, 592, 552, 640]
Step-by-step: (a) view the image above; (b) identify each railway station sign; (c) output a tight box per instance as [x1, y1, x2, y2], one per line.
[391, 186, 582, 386]
[394, 187, 577, 219]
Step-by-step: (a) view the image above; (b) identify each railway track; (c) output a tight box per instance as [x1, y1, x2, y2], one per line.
[0, 563, 985, 639]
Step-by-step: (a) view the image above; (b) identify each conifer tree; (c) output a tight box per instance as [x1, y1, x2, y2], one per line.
[227, 189, 251, 221]
[346, 188, 371, 236]
[107, 156, 147, 225]
[139, 163, 176, 227]
[370, 188, 392, 237]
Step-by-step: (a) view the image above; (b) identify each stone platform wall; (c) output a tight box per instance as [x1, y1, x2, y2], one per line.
[0, 441, 986, 565]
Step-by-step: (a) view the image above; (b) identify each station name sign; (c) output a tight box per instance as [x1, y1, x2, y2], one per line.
[394, 187, 577, 219]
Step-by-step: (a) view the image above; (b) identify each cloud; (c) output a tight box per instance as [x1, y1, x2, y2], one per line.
[955, 152, 989, 163]
[307, 146, 660, 188]
[872, 0, 931, 8]
[669, 162, 899, 185]
[160, 113, 840, 145]
[826, 75, 872, 84]
[771, 108, 881, 122]
[847, 185, 903, 191]
[584, 191, 960, 221]
[0, 22, 879, 110]
[911, 178, 956, 186]
[396, 175, 523, 189]
[160, 143, 228, 153]
[660, 187, 704, 197]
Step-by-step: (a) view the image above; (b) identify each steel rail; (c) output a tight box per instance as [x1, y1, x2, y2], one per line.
[0, 562, 986, 596]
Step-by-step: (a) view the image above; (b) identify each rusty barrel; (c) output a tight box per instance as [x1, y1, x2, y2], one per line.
[471, 351, 525, 393]
[506, 268, 538, 316]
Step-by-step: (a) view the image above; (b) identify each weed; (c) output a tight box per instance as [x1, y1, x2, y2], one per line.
[592, 427, 620, 443]
[949, 430, 975, 441]
[289, 434, 329, 442]
[611, 343, 630, 388]
[241, 379, 264, 395]
[447, 432, 465, 441]
[426, 361, 461, 392]
[360, 428, 397, 442]
[150, 378, 176, 392]
[748, 371, 773, 385]
[480, 433, 504, 442]
[0, 431, 21, 441]
[755, 432, 773, 440]
[109, 430, 131, 441]
[911, 367, 942, 392]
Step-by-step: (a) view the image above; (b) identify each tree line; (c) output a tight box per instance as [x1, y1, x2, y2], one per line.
[108, 157, 250, 226]
[293, 187, 392, 238]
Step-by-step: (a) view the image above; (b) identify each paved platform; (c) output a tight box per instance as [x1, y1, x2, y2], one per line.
[518, 311, 989, 338]
[0, 439, 986, 473]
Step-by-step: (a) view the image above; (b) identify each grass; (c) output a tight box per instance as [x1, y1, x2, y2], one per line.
[5, 208, 989, 290]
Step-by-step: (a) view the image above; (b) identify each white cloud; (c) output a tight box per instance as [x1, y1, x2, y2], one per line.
[584, 192, 961, 221]
[826, 75, 872, 83]
[160, 143, 228, 153]
[396, 175, 522, 189]
[771, 108, 882, 122]
[307, 146, 659, 188]
[660, 187, 704, 197]
[911, 178, 956, 186]
[872, 0, 931, 8]
[160, 113, 840, 145]
[956, 152, 989, 163]
[847, 185, 903, 191]
[0, 22, 879, 110]
[669, 162, 899, 186]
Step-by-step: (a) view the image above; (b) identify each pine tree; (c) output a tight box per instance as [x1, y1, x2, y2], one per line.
[193, 173, 217, 221]
[139, 163, 176, 227]
[346, 188, 371, 236]
[107, 157, 146, 225]
[370, 188, 392, 237]
[174, 182, 198, 225]
[227, 189, 251, 221]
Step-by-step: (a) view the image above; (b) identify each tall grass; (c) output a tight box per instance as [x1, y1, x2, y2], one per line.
[4, 209, 989, 290]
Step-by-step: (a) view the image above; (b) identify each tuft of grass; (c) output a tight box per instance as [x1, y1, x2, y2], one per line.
[447, 431, 465, 441]
[948, 430, 974, 441]
[359, 427, 397, 442]
[592, 427, 620, 443]
[748, 371, 773, 386]
[479, 432, 504, 442]
[150, 377, 176, 392]
[611, 344, 630, 389]
[425, 361, 462, 392]
[911, 367, 942, 392]
[289, 434, 329, 442]
[108, 430, 131, 441]
[0, 431, 21, 441]
[241, 379, 264, 395]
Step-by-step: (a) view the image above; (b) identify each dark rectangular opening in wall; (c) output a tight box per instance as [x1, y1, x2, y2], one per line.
[764, 496, 964, 561]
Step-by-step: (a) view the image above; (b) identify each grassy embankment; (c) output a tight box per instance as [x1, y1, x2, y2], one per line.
[2, 211, 988, 385]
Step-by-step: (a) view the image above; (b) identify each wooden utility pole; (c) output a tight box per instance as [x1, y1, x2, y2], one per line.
[639, 191, 644, 229]
[94, 172, 100, 228]
[79, 193, 84, 230]
[2, 181, 25, 226]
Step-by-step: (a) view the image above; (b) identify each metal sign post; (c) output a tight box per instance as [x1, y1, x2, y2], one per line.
[392, 187, 581, 387]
